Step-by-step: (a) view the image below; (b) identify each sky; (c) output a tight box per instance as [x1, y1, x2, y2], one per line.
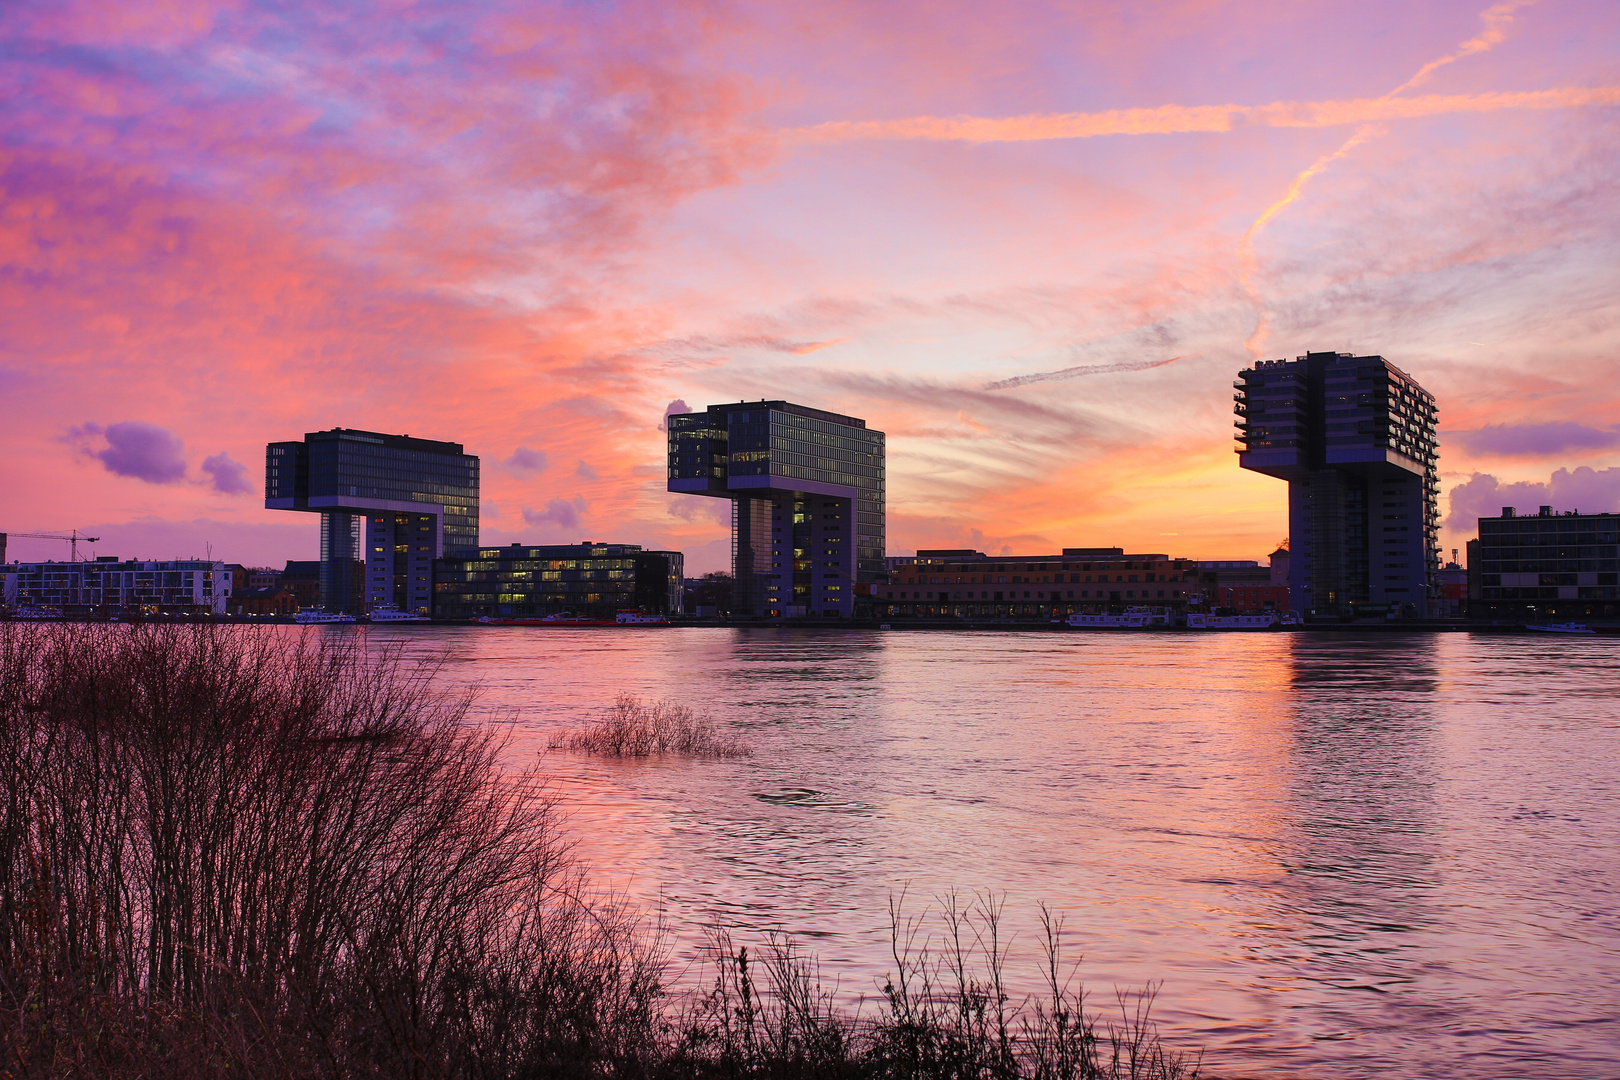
[3, 0, 1618, 573]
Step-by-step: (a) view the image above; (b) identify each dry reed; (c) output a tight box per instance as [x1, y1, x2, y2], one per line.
[551, 692, 752, 758]
[0, 622, 1203, 1080]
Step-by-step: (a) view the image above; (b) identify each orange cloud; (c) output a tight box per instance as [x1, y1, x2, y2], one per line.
[787, 336, 849, 354]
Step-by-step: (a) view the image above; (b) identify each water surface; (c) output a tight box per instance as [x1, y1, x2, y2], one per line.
[366, 627, 1620, 1079]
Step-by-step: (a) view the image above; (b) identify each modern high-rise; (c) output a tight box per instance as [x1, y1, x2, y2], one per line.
[667, 401, 884, 617]
[266, 428, 479, 613]
[1235, 352, 1439, 619]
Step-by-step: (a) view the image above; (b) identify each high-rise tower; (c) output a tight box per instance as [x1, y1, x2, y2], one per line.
[1236, 352, 1439, 618]
[265, 428, 479, 613]
[667, 401, 884, 617]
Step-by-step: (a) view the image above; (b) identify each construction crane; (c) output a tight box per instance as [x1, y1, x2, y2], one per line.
[1, 529, 101, 563]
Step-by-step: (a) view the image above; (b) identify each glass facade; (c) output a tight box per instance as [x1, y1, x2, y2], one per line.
[668, 402, 885, 617]
[1236, 352, 1440, 619]
[1474, 510, 1620, 619]
[266, 429, 479, 613]
[433, 544, 684, 619]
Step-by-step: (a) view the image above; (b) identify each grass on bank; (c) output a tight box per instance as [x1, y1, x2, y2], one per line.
[0, 623, 1201, 1080]
[551, 692, 753, 758]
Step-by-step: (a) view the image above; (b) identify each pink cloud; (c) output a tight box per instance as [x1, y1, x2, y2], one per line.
[504, 446, 550, 472]
[201, 451, 254, 494]
[1447, 466, 1620, 533]
[1447, 422, 1620, 458]
[65, 421, 188, 484]
[523, 497, 588, 533]
[2, 0, 1618, 578]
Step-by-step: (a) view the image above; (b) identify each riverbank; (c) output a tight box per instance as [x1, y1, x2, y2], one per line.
[0, 622, 1203, 1080]
[10, 613, 1617, 635]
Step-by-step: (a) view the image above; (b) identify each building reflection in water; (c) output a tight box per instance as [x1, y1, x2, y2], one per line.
[1240, 634, 1450, 1068]
[337, 625, 1620, 1080]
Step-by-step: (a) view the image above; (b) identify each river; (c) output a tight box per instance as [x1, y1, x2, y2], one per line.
[363, 626, 1619, 1079]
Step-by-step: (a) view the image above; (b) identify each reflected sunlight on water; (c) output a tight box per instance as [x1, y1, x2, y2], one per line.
[353, 626, 1620, 1079]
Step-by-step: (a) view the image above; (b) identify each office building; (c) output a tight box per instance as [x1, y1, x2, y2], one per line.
[3, 558, 231, 616]
[1471, 506, 1619, 620]
[875, 549, 1207, 618]
[266, 429, 479, 613]
[1236, 352, 1440, 618]
[433, 542, 683, 619]
[667, 401, 884, 617]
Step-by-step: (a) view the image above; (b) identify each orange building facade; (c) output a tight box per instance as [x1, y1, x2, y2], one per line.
[874, 548, 1210, 619]
[1214, 584, 1292, 612]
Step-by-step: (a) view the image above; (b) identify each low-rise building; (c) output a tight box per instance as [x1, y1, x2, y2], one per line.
[1472, 505, 1619, 621]
[1203, 555, 1291, 612]
[875, 549, 1207, 619]
[884, 550, 983, 575]
[233, 586, 299, 616]
[247, 567, 282, 590]
[433, 543, 683, 619]
[1215, 583, 1292, 612]
[3, 557, 232, 616]
[278, 560, 325, 610]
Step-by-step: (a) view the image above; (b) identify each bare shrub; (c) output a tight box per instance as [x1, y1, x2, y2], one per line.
[0, 624, 1204, 1080]
[552, 693, 752, 758]
[0, 623, 663, 1079]
[671, 895, 1203, 1080]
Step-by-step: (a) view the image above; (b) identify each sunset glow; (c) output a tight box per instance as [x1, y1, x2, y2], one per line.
[5, 0, 1618, 571]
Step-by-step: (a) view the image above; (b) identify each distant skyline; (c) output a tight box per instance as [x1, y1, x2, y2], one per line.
[4, 0, 1618, 573]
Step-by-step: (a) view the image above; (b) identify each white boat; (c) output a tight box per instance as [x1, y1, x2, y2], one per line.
[366, 608, 431, 623]
[1526, 622, 1595, 634]
[614, 612, 668, 625]
[294, 610, 357, 624]
[1067, 607, 1169, 629]
[1186, 612, 1281, 630]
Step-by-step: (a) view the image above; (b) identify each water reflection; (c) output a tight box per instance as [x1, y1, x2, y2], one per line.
[344, 626, 1620, 1080]
[1229, 637, 1449, 1069]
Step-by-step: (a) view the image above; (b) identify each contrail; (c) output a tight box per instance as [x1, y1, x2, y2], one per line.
[781, 86, 1614, 144]
[985, 353, 1195, 391]
[1237, 123, 1383, 358]
[1238, 0, 1534, 358]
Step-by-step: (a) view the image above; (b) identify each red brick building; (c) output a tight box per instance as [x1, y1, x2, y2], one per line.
[875, 548, 1208, 619]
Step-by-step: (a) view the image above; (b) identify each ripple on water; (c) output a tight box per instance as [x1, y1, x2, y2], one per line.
[350, 626, 1620, 1080]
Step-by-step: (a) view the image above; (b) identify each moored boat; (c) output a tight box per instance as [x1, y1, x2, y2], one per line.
[366, 607, 431, 623]
[1526, 622, 1596, 634]
[475, 610, 670, 627]
[1067, 607, 1169, 629]
[474, 611, 615, 627]
[294, 610, 358, 624]
[1186, 612, 1283, 630]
